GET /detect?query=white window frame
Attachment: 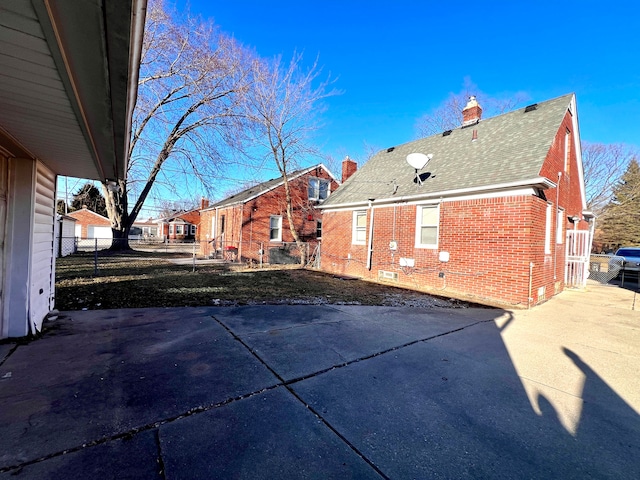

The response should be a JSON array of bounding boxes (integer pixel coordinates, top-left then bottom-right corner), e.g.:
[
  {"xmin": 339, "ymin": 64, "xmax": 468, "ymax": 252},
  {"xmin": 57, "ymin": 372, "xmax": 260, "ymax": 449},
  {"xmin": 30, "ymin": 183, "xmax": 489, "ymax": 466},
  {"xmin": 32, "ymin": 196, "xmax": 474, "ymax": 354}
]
[
  {"xmin": 545, "ymin": 203, "xmax": 552, "ymax": 254},
  {"xmin": 176, "ymin": 224, "xmax": 183, "ymax": 235},
  {"xmin": 308, "ymin": 177, "xmax": 330, "ymax": 201},
  {"xmin": 415, "ymin": 204, "xmax": 439, "ymax": 249},
  {"xmin": 270, "ymin": 215, "xmax": 282, "ymax": 242},
  {"xmin": 169, "ymin": 224, "xmax": 174, "ymax": 235},
  {"xmin": 190, "ymin": 224, "xmax": 196, "ymax": 235},
  {"xmin": 556, "ymin": 208, "xmax": 564, "ymax": 244},
  {"xmin": 352, "ymin": 210, "xmax": 367, "ymax": 245}
]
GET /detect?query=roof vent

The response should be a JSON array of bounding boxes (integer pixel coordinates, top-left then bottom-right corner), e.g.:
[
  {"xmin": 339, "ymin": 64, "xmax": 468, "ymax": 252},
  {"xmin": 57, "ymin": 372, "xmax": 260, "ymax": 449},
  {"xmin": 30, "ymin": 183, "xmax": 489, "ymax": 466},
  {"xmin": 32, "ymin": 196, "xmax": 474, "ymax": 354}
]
[
  {"xmin": 524, "ymin": 103, "xmax": 538, "ymax": 113},
  {"xmin": 442, "ymin": 130, "xmax": 452, "ymax": 137},
  {"xmin": 387, "ymin": 147, "xmax": 395, "ymax": 153}
]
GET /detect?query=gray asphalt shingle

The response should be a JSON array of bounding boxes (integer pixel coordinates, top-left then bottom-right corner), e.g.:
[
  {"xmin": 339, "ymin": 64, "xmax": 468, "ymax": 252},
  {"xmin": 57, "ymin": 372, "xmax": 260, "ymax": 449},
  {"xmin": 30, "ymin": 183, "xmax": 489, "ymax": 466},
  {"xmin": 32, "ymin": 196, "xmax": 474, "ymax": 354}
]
[{"xmin": 323, "ymin": 93, "xmax": 573, "ymax": 207}]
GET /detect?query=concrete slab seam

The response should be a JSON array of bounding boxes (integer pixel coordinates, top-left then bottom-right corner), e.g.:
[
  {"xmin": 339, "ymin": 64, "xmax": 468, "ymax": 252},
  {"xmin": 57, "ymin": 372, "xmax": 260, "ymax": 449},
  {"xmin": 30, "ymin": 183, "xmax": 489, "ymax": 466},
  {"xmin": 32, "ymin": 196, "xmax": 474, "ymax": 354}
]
[
  {"xmin": 212, "ymin": 314, "xmax": 390, "ymax": 480},
  {"xmin": 0, "ymin": 343, "xmax": 19, "ymax": 368},
  {"xmin": 155, "ymin": 429, "xmax": 167, "ymax": 480},
  {"xmin": 0, "ymin": 383, "xmax": 282, "ymax": 475}
]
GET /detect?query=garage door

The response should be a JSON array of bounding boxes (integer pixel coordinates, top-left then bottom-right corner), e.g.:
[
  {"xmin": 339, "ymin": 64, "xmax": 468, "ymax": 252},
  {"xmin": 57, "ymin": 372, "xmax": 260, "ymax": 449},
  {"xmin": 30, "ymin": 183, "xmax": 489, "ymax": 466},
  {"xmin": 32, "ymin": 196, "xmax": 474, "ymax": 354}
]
[{"xmin": 88, "ymin": 226, "xmax": 112, "ymax": 239}]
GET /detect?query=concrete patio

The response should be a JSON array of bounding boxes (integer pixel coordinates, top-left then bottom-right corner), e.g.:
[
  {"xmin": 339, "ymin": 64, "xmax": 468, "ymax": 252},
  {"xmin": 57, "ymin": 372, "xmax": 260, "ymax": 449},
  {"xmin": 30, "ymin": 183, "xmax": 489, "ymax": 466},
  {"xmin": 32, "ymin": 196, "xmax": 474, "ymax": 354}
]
[{"xmin": 0, "ymin": 281, "xmax": 638, "ymax": 479}]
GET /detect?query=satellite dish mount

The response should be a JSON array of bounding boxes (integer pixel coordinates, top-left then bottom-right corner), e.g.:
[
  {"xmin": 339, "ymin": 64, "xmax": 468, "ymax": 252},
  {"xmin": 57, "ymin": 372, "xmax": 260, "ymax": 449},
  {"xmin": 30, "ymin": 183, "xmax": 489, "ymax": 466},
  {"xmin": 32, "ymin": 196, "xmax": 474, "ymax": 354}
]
[{"xmin": 406, "ymin": 153, "xmax": 433, "ymax": 186}]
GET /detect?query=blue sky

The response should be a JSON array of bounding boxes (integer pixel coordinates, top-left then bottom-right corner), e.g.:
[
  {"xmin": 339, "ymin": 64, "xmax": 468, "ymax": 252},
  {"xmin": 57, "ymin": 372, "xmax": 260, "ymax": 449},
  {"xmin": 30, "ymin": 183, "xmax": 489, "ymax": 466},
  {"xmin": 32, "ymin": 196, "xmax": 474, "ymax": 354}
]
[
  {"xmin": 179, "ymin": 0, "xmax": 638, "ymax": 169},
  {"xmin": 60, "ymin": 1, "xmax": 640, "ymax": 216}
]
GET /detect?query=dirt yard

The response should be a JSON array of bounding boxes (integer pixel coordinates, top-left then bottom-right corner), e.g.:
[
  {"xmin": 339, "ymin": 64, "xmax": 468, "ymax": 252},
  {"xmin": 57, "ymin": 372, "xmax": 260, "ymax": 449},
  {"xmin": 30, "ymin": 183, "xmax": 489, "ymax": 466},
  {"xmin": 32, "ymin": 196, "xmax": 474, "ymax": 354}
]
[{"xmin": 55, "ymin": 251, "xmax": 479, "ymax": 310}]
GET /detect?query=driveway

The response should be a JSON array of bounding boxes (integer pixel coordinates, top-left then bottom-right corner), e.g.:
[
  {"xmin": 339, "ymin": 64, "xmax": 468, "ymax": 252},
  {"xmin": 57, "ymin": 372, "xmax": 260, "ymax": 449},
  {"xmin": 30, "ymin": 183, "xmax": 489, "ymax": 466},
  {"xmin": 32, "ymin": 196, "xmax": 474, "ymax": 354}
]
[{"xmin": 0, "ymin": 282, "xmax": 638, "ymax": 479}]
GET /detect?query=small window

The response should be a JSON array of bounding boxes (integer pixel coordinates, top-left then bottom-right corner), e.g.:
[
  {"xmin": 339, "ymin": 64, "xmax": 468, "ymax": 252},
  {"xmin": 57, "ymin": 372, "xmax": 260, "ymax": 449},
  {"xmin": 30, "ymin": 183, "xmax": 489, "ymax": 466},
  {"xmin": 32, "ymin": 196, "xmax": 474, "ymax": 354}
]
[
  {"xmin": 176, "ymin": 224, "xmax": 184, "ymax": 235},
  {"xmin": 270, "ymin": 215, "xmax": 282, "ymax": 242},
  {"xmin": 316, "ymin": 220, "xmax": 322, "ymax": 238},
  {"xmin": 308, "ymin": 178, "xmax": 330, "ymax": 201},
  {"xmin": 415, "ymin": 205, "xmax": 439, "ymax": 248},
  {"xmin": 352, "ymin": 210, "xmax": 367, "ymax": 245},
  {"xmin": 545, "ymin": 203, "xmax": 552, "ymax": 254},
  {"xmin": 190, "ymin": 225, "xmax": 197, "ymax": 235},
  {"xmin": 556, "ymin": 208, "xmax": 564, "ymax": 244},
  {"xmin": 169, "ymin": 224, "xmax": 174, "ymax": 234}
]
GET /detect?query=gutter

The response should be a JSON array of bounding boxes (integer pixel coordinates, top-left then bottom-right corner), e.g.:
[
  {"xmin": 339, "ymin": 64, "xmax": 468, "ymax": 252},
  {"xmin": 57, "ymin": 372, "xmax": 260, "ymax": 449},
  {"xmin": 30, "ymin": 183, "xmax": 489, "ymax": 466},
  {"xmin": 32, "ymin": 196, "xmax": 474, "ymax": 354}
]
[{"xmin": 319, "ymin": 177, "xmax": 557, "ymax": 210}]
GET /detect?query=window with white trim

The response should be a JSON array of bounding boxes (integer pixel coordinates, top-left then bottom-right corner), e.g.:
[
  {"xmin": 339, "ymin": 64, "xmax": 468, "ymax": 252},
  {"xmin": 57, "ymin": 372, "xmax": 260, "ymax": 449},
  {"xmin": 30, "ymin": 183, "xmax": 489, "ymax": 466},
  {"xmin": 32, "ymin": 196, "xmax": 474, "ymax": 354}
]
[
  {"xmin": 176, "ymin": 224, "xmax": 184, "ymax": 235},
  {"xmin": 556, "ymin": 208, "xmax": 564, "ymax": 244},
  {"xmin": 308, "ymin": 177, "xmax": 330, "ymax": 201},
  {"xmin": 190, "ymin": 225, "xmax": 197, "ymax": 235},
  {"xmin": 270, "ymin": 215, "xmax": 282, "ymax": 242},
  {"xmin": 545, "ymin": 203, "xmax": 552, "ymax": 254},
  {"xmin": 169, "ymin": 224, "xmax": 174, "ymax": 234},
  {"xmin": 415, "ymin": 205, "xmax": 439, "ymax": 248},
  {"xmin": 352, "ymin": 210, "xmax": 367, "ymax": 245}
]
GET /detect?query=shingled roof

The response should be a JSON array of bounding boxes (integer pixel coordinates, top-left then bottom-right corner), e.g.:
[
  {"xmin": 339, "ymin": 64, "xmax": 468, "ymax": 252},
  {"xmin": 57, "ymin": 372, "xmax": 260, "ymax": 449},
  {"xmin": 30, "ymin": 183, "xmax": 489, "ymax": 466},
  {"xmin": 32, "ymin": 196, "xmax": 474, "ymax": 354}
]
[
  {"xmin": 321, "ymin": 93, "xmax": 576, "ymax": 208},
  {"xmin": 204, "ymin": 164, "xmax": 336, "ymax": 210}
]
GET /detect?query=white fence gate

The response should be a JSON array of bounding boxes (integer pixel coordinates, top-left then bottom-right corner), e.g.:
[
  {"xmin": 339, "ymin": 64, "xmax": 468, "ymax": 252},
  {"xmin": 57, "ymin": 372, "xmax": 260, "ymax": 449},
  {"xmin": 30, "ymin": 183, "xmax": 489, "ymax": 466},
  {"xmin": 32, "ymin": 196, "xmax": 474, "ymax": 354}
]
[{"xmin": 565, "ymin": 230, "xmax": 591, "ymax": 288}]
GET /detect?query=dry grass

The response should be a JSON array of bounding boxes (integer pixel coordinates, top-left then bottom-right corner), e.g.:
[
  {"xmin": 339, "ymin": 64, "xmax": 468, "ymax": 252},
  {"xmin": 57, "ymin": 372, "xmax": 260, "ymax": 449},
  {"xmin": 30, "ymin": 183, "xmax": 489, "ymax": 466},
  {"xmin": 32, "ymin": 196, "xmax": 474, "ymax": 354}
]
[{"xmin": 55, "ymin": 251, "xmax": 478, "ymax": 310}]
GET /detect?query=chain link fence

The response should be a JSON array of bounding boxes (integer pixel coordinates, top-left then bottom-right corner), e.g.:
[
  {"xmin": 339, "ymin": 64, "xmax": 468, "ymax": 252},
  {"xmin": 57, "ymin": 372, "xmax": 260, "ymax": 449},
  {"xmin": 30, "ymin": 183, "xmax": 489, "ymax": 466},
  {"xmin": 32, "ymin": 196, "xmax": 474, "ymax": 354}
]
[
  {"xmin": 588, "ymin": 254, "xmax": 623, "ymax": 284},
  {"xmin": 56, "ymin": 237, "xmax": 319, "ymax": 277}
]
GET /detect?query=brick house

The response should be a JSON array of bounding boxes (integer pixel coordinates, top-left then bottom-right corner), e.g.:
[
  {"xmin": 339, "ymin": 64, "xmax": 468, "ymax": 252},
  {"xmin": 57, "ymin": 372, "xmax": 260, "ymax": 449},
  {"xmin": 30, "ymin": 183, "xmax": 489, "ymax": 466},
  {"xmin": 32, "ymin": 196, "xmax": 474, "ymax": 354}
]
[
  {"xmin": 200, "ymin": 164, "xmax": 340, "ymax": 263},
  {"xmin": 156, "ymin": 200, "xmax": 207, "ymax": 242},
  {"xmin": 68, "ymin": 207, "xmax": 112, "ymax": 239},
  {"xmin": 318, "ymin": 94, "xmax": 592, "ymax": 308}
]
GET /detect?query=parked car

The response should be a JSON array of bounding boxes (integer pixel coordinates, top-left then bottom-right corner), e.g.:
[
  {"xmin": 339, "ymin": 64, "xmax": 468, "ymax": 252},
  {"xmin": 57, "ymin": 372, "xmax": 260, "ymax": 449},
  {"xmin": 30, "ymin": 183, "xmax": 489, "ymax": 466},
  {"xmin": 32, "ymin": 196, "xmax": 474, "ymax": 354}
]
[{"xmin": 614, "ymin": 247, "xmax": 640, "ymax": 274}]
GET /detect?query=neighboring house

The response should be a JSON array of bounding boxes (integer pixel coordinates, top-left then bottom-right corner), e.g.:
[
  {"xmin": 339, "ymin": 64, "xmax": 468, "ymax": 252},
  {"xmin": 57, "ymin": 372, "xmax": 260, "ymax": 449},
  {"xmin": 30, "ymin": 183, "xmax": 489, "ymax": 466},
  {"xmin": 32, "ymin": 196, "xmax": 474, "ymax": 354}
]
[
  {"xmin": 200, "ymin": 164, "xmax": 341, "ymax": 263},
  {"xmin": 68, "ymin": 207, "xmax": 113, "ymax": 239},
  {"xmin": 156, "ymin": 201, "xmax": 205, "ymax": 242},
  {"xmin": 0, "ymin": 1, "xmax": 144, "ymax": 338},
  {"xmin": 131, "ymin": 218, "xmax": 160, "ymax": 239},
  {"xmin": 318, "ymin": 94, "xmax": 592, "ymax": 308}
]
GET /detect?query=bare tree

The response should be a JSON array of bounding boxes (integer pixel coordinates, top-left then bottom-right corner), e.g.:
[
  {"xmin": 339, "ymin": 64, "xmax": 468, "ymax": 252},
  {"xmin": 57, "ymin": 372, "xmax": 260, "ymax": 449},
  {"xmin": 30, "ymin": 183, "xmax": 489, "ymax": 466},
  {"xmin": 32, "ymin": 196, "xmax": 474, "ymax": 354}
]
[
  {"xmin": 245, "ymin": 52, "xmax": 338, "ymax": 262},
  {"xmin": 582, "ymin": 142, "xmax": 637, "ymax": 215},
  {"xmin": 104, "ymin": 0, "xmax": 255, "ymax": 249},
  {"xmin": 415, "ymin": 80, "xmax": 528, "ymax": 137}
]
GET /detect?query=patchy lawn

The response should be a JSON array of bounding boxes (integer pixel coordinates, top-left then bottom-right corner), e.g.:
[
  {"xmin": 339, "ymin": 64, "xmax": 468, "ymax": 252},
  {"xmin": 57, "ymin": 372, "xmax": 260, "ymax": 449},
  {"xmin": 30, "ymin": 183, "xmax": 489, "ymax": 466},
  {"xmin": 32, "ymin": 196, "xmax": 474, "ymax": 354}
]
[{"xmin": 55, "ymin": 252, "xmax": 477, "ymax": 310}]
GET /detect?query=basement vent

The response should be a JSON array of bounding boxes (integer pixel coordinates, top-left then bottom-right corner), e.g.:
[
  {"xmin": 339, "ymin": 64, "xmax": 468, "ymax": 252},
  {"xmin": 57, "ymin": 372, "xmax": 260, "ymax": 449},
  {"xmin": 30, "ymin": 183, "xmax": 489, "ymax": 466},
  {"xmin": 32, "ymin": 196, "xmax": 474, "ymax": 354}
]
[
  {"xmin": 378, "ymin": 270, "xmax": 399, "ymax": 282},
  {"xmin": 524, "ymin": 103, "xmax": 538, "ymax": 113},
  {"xmin": 442, "ymin": 130, "xmax": 452, "ymax": 136},
  {"xmin": 387, "ymin": 147, "xmax": 395, "ymax": 153}
]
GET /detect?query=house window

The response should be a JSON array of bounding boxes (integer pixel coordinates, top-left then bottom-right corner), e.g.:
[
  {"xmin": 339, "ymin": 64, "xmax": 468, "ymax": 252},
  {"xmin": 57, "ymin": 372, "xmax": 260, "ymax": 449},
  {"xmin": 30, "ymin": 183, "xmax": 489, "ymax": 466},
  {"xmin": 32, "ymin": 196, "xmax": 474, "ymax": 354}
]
[
  {"xmin": 169, "ymin": 224, "xmax": 174, "ymax": 235},
  {"xmin": 308, "ymin": 178, "xmax": 330, "ymax": 201},
  {"xmin": 176, "ymin": 224, "xmax": 183, "ymax": 235},
  {"xmin": 190, "ymin": 225, "xmax": 196, "ymax": 235},
  {"xmin": 316, "ymin": 220, "xmax": 322, "ymax": 238},
  {"xmin": 564, "ymin": 129, "xmax": 571, "ymax": 173},
  {"xmin": 545, "ymin": 203, "xmax": 552, "ymax": 254},
  {"xmin": 270, "ymin": 215, "xmax": 282, "ymax": 242},
  {"xmin": 352, "ymin": 210, "xmax": 367, "ymax": 245},
  {"xmin": 556, "ymin": 208, "xmax": 564, "ymax": 244},
  {"xmin": 415, "ymin": 205, "xmax": 439, "ymax": 248}
]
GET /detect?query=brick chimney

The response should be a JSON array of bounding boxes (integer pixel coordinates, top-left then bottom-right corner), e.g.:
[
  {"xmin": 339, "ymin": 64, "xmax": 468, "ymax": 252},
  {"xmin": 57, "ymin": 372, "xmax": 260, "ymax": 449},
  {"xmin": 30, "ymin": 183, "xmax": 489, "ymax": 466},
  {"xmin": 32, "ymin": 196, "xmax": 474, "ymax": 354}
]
[
  {"xmin": 341, "ymin": 156, "xmax": 357, "ymax": 183},
  {"xmin": 462, "ymin": 96, "xmax": 483, "ymax": 126},
  {"xmin": 200, "ymin": 197, "xmax": 209, "ymax": 209}
]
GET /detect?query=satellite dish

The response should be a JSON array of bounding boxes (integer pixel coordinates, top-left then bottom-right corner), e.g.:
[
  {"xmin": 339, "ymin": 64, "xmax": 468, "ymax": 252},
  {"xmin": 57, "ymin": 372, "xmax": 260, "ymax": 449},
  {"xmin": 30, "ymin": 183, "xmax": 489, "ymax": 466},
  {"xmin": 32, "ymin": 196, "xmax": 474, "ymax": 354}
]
[{"xmin": 406, "ymin": 152, "xmax": 433, "ymax": 170}]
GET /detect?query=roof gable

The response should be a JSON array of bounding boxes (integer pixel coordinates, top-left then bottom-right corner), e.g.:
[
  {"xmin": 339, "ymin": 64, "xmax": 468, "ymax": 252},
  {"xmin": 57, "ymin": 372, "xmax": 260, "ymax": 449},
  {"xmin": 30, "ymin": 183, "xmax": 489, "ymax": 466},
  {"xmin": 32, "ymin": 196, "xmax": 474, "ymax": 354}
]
[
  {"xmin": 206, "ymin": 164, "xmax": 335, "ymax": 209},
  {"xmin": 323, "ymin": 94, "xmax": 575, "ymax": 207}
]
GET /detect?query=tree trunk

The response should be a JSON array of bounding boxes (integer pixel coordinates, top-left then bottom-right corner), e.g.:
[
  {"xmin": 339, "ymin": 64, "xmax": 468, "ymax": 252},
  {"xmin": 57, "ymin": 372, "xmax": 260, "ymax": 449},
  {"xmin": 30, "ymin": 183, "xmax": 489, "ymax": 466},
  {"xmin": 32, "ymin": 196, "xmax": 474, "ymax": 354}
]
[
  {"xmin": 103, "ymin": 180, "xmax": 132, "ymax": 251},
  {"xmin": 281, "ymin": 174, "xmax": 307, "ymax": 265}
]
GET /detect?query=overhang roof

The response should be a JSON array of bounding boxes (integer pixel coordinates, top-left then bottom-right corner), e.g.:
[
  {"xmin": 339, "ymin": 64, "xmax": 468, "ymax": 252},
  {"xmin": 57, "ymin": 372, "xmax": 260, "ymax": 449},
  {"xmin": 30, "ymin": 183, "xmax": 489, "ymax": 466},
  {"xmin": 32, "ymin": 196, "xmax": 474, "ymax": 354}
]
[
  {"xmin": 0, "ymin": 0, "xmax": 146, "ymax": 180},
  {"xmin": 322, "ymin": 94, "xmax": 576, "ymax": 208}
]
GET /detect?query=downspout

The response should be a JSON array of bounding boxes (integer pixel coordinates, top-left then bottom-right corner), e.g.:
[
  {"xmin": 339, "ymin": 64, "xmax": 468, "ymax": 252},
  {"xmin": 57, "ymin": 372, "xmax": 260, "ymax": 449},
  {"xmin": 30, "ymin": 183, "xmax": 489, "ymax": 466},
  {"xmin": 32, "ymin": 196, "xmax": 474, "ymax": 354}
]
[
  {"xmin": 366, "ymin": 199, "xmax": 375, "ymax": 270},
  {"xmin": 237, "ymin": 204, "xmax": 243, "ymax": 262},
  {"xmin": 553, "ymin": 171, "xmax": 562, "ymax": 281},
  {"xmin": 528, "ymin": 262, "xmax": 534, "ymax": 309}
]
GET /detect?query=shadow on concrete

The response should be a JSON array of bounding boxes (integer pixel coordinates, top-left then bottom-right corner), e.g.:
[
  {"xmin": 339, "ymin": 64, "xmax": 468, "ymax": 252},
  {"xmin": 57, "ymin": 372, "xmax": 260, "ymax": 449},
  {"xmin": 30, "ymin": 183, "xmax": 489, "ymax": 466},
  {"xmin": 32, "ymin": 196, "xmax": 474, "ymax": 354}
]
[{"xmin": 0, "ymin": 304, "xmax": 638, "ymax": 478}]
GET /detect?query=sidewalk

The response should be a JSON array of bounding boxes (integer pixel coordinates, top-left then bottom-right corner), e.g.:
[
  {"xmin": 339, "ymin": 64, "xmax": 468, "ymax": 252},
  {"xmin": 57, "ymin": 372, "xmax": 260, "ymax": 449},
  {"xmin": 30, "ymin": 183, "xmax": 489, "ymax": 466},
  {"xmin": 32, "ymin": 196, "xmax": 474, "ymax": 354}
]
[{"xmin": 0, "ymin": 282, "xmax": 638, "ymax": 479}]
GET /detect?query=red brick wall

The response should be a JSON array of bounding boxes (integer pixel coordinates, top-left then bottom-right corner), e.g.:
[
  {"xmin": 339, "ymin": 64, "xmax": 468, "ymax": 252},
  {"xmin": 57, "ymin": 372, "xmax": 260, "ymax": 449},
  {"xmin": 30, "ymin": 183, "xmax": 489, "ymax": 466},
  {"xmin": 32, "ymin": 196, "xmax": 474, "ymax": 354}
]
[{"xmin": 321, "ymin": 196, "xmax": 544, "ymax": 306}]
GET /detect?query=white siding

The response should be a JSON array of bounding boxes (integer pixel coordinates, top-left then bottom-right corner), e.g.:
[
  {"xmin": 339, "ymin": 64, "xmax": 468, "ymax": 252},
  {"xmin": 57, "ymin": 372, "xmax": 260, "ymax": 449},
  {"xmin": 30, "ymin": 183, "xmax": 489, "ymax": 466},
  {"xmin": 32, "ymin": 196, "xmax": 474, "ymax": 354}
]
[{"xmin": 29, "ymin": 162, "xmax": 55, "ymax": 333}]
